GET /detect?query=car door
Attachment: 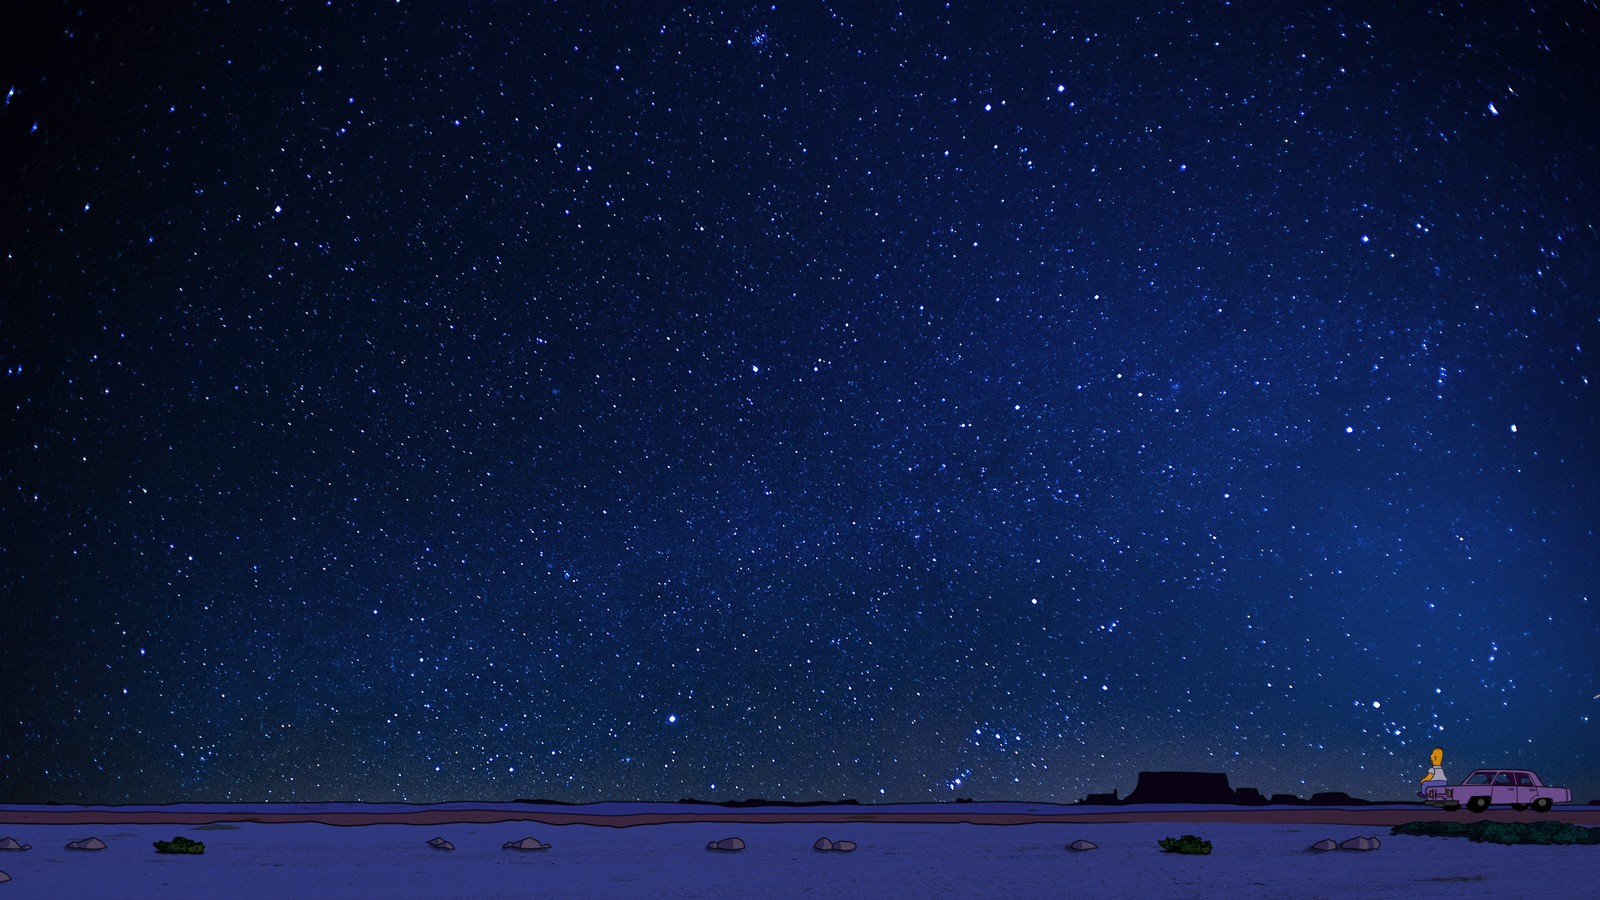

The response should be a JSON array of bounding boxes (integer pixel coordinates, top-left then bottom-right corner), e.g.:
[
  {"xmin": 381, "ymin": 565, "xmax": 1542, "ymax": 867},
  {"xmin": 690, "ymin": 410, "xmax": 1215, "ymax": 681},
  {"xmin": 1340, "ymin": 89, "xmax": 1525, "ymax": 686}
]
[
  {"xmin": 1491, "ymin": 772, "xmax": 1517, "ymax": 805},
  {"xmin": 1461, "ymin": 771, "xmax": 1493, "ymax": 803},
  {"xmin": 1515, "ymin": 772, "xmax": 1537, "ymax": 805}
]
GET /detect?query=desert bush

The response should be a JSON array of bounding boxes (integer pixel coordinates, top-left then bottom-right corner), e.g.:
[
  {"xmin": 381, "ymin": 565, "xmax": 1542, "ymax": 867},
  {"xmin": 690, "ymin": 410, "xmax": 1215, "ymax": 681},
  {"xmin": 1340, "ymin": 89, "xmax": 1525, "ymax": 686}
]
[
  {"xmin": 153, "ymin": 836, "xmax": 205, "ymax": 854},
  {"xmin": 1158, "ymin": 834, "xmax": 1212, "ymax": 854},
  {"xmin": 1391, "ymin": 821, "xmax": 1600, "ymax": 846},
  {"xmin": 1391, "ymin": 821, "xmax": 1471, "ymax": 839}
]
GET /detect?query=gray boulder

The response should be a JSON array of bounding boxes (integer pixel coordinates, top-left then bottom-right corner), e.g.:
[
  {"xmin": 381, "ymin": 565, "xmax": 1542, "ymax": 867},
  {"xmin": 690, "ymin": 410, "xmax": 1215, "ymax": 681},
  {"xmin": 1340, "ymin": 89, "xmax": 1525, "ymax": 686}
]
[
  {"xmin": 1309, "ymin": 839, "xmax": 1337, "ymax": 852},
  {"xmin": 0, "ymin": 837, "xmax": 29, "ymax": 851},
  {"xmin": 1068, "ymin": 840, "xmax": 1097, "ymax": 851},
  {"xmin": 707, "ymin": 837, "xmax": 745, "ymax": 851},
  {"xmin": 503, "ymin": 837, "xmax": 550, "ymax": 850},
  {"xmin": 66, "ymin": 838, "xmax": 106, "ymax": 851},
  {"xmin": 1340, "ymin": 836, "xmax": 1380, "ymax": 851},
  {"xmin": 813, "ymin": 837, "xmax": 833, "ymax": 850},
  {"xmin": 832, "ymin": 840, "xmax": 857, "ymax": 852},
  {"xmin": 0, "ymin": 869, "xmax": 10, "ymax": 883},
  {"xmin": 427, "ymin": 837, "xmax": 454, "ymax": 851}
]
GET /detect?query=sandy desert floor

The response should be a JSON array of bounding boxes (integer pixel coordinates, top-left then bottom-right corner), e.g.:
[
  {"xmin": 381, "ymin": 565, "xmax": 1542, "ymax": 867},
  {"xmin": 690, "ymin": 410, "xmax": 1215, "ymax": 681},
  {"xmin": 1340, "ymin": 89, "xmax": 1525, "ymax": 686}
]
[{"xmin": 1, "ymin": 803, "xmax": 1596, "ymax": 898}]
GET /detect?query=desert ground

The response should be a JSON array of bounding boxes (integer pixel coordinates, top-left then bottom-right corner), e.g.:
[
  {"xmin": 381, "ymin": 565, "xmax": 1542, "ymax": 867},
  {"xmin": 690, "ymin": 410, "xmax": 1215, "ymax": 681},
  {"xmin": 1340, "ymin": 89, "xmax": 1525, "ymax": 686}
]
[{"xmin": 2, "ymin": 801, "xmax": 1597, "ymax": 898}]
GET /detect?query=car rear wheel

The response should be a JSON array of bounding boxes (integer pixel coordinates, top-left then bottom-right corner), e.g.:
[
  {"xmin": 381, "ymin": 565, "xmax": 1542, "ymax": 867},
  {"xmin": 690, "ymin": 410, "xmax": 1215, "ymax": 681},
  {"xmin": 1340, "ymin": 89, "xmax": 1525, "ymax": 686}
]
[
  {"xmin": 1532, "ymin": 798, "xmax": 1552, "ymax": 813},
  {"xmin": 1466, "ymin": 797, "xmax": 1490, "ymax": 814}
]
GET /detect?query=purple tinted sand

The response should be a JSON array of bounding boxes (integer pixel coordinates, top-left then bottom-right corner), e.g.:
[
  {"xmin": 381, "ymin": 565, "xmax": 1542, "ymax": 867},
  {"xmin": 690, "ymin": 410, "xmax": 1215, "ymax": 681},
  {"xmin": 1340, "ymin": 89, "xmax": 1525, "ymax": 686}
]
[{"xmin": 0, "ymin": 805, "xmax": 1596, "ymax": 898}]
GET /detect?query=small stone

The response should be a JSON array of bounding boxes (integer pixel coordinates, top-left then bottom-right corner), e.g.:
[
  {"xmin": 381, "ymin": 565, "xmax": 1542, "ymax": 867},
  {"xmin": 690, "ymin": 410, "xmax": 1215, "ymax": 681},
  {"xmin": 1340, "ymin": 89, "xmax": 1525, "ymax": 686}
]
[
  {"xmin": 503, "ymin": 837, "xmax": 550, "ymax": 850},
  {"xmin": 427, "ymin": 837, "xmax": 454, "ymax": 851},
  {"xmin": 1068, "ymin": 840, "xmax": 1097, "ymax": 851},
  {"xmin": 0, "ymin": 837, "xmax": 29, "ymax": 851},
  {"xmin": 0, "ymin": 869, "xmax": 10, "ymax": 883},
  {"xmin": 813, "ymin": 837, "xmax": 833, "ymax": 851},
  {"xmin": 1310, "ymin": 839, "xmax": 1337, "ymax": 852},
  {"xmin": 66, "ymin": 838, "xmax": 107, "ymax": 851},
  {"xmin": 1340, "ymin": 836, "xmax": 1380, "ymax": 851},
  {"xmin": 832, "ymin": 840, "xmax": 856, "ymax": 852},
  {"xmin": 707, "ymin": 837, "xmax": 745, "ymax": 851}
]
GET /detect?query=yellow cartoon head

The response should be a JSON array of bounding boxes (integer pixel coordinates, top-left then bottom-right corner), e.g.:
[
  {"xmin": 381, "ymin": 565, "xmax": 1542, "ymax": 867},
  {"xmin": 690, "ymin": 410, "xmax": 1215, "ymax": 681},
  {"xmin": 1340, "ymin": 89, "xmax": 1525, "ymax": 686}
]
[{"xmin": 1430, "ymin": 747, "xmax": 1444, "ymax": 766}]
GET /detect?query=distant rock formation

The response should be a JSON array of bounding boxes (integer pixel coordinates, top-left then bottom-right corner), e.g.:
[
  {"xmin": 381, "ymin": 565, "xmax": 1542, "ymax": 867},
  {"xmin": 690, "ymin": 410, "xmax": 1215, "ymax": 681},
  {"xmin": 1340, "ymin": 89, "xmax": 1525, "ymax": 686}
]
[
  {"xmin": 1309, "ymin": 791, "xmax": 1370, "ymax": 806},
  {"xmin": 1079, "ymin": 789, "xmax": 1120, "ymax": 805},
  {"xmin": 1232, "ymin": 787, "xmax": 1268, "ymax": 806},
  {"xmin": 1124, "ymin": 771, "xmax": 1244, "ymax": 804}
]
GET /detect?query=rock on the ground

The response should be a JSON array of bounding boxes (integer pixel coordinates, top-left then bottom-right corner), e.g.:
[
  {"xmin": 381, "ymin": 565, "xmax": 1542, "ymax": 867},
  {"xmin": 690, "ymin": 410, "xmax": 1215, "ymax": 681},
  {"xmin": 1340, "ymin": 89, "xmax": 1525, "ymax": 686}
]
[
  {"xmin": 1068, "ymin": 840, "xmax": 1097, "ymax": 851},
  {"xmin": 0, "ymin": 837, "xmax": 29, "ymax": 851},
  {"xmin": 1340, "ymin": 836, "xmax": 1381, "ymax": 851},
  {"xmin": 503, "ymin": 837, "xmax": 550, "ymax": 850},
  {"xmin": 65, "ymin": 838, "xmax": 106, "ymax": 851},
  {"xmin": 1309, "ymin": 839, "xmax": 1337, "ymax": 852},
  {"xmin": 707, "ymin": 837, "xmax": 745, "ymax": 851},
  {"xmin": 426, "ymin": 837, "xmax": 454, "ymax": 851},
  {"xmin": 813, "ymin": 837, "xmax": 833, "ymax": 850},
  {"xmin": 832, "ymin": 840, "xmax": 856, "ymax": 852}
]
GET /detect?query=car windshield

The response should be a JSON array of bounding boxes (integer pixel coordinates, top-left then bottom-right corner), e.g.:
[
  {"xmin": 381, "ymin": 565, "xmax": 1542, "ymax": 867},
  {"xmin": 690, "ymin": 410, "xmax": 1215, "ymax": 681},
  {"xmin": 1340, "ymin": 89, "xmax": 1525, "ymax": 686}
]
[{"xmin": 1464, "ymin": 773, "xmax": 1494, "ymax": 785}]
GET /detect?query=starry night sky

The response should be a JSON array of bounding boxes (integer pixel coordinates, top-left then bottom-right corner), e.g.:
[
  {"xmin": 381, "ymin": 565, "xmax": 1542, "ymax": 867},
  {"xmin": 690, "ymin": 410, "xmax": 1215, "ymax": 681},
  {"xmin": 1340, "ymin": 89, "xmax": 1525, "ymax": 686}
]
[{"xmin": 3, "ymin": 2, "xmax": 1598, "ymax": 806}]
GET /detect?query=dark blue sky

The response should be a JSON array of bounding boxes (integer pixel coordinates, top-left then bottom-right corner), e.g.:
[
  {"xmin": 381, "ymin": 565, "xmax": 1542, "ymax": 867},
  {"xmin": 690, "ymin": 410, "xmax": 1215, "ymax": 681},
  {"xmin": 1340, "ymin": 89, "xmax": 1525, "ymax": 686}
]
[{"xmin": 4, "ymin": 2, "xmax": 1597, "ymax": 805}]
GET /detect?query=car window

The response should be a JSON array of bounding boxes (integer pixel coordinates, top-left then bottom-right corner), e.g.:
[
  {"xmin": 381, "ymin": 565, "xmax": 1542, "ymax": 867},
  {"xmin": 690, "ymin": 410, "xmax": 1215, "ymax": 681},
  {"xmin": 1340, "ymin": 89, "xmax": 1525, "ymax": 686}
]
[
  {"xmin": 1494, "ymin": 773, "xmax": 1514, "ymax": 786},
  {"xmin": 1517, "ymin": 774, "xmax": 1533, "ymax": 786},
  {"xmin": 1465, "ymin": 773, "xmax": 1492, "ymax": 785}
]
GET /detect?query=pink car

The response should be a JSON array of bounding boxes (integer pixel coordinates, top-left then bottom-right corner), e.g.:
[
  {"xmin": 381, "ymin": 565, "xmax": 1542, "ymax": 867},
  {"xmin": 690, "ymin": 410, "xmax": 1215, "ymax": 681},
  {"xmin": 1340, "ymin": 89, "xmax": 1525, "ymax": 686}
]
[{"xmin": 1422, "ymin": 769, "xmax": 1572, "ymax": 813}]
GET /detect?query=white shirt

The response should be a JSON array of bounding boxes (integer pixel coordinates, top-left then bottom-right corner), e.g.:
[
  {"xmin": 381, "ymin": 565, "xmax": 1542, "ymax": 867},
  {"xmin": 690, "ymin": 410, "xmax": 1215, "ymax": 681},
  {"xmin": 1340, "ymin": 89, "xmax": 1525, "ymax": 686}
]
[{"xmin": 1426, "ymin": 765, "xmax": 1447, "ymax": 783}]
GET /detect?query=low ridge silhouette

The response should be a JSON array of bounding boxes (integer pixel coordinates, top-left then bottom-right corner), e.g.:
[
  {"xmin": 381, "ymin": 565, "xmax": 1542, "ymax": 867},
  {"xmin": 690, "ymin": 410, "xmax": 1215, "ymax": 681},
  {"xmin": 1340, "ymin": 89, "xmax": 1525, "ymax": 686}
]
[{"xmin": 1079, "ymin": 771, "xmax": 1373, "ymax": 806}]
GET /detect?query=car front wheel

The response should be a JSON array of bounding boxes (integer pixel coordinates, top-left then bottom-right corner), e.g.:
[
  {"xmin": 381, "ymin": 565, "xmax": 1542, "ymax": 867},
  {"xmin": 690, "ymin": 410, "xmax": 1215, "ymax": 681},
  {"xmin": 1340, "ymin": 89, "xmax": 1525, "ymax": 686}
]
[
  {"xmin": 1467, "ymin": 797, "xmax": 1491, "ymax": 814},
  {"xmin": 1532, "ymin": 798, "xmax": 1552, "ymax": 813}
]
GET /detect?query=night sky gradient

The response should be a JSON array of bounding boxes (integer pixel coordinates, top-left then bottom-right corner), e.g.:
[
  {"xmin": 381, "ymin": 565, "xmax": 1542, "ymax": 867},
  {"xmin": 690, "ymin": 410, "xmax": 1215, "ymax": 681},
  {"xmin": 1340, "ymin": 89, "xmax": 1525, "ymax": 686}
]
[{"xmin": 4, "ymin": 2, "xmax": 1598, "ymax": 806}]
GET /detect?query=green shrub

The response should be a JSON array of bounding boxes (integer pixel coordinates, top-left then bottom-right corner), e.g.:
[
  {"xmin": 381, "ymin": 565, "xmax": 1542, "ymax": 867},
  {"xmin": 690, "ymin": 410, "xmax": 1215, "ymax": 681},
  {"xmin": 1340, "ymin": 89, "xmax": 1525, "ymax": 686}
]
[
  {"xmin": 153, "ymin": 836, "xmax": 206, "ymax": 854},
  {"xmin": 1158, "ymin": 834, "xmax": 1212, "ymax": 854},
  {"xmin": 1391, "ymin": 821, "xmax": 1600, "ymax": 846},
  {"xmin": 1391, "ymin": 821, "xmax": 1471, "ymax": 839}
]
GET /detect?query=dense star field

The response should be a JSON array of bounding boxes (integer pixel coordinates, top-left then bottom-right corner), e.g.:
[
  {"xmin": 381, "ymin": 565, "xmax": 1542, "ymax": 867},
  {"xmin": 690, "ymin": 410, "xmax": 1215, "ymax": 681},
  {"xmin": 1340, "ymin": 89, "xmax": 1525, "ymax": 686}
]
[{"xmin": 3, "ymin": 2, "xmax": 1597, "ymax": 806}]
